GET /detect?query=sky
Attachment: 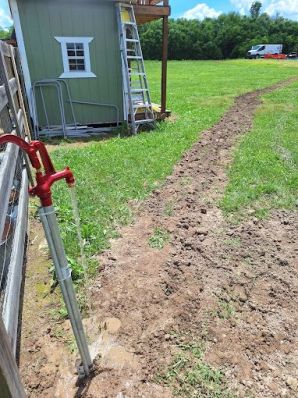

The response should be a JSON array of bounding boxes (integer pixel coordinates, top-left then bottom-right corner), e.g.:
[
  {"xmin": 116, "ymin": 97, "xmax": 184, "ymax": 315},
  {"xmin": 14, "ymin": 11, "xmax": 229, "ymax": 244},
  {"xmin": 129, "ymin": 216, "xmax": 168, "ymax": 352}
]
[{"xmin": 0, "ymin": 0, "xmax": 298, "ymax": 28}]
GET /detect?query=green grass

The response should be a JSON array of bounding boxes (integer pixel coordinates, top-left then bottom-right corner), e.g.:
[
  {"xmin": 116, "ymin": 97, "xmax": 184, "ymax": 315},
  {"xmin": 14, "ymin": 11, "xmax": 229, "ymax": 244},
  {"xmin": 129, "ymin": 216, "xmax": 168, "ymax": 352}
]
[
  {"xmin": 158, "ymin": 341, "xmax": 234, "ymax": 397},
  {"xmin": 50, "ymin": 60, "xmax": 298, "ymax": 277},
  {"xmin": 148, "ymin": 227, "xmax": 170, "ymax": 249},
  {"xmin": 222, "ymin": 80, "xmax": 298, "ymax": 216},
  {"xmin": 217, "ymin": 300, "xmax": 236, "ymax": 320}
]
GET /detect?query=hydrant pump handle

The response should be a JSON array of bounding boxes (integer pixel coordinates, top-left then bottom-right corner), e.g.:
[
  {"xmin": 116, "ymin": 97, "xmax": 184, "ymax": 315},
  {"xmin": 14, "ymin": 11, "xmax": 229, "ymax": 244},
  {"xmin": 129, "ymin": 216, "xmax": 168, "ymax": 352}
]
[{"xmin": 0, "ymin": 134, "xmax": 75, "ymax": 206}]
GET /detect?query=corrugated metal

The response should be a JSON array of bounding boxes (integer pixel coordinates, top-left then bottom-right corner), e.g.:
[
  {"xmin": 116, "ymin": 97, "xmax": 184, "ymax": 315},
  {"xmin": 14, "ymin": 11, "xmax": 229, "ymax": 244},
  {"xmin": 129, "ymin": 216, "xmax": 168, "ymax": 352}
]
[{"xmin": 18, "ymin": 0, "xmax": 124, "ymax": 126}]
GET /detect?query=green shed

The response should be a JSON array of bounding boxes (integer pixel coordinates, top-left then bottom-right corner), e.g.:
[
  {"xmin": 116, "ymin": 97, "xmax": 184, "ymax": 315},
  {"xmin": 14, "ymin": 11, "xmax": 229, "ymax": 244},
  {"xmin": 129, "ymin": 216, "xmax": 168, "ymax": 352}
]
[{"xmin": 9, "ymin": 0, "xmax": 171, "ymax": 137}]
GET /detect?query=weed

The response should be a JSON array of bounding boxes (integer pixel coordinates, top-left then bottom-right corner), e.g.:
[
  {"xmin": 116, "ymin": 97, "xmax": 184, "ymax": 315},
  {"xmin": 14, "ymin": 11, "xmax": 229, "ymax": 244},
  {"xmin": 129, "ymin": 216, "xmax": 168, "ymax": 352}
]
[
  {"xmin": 47, "ymin": 325, "xmax": 65, "ymax": 340},
  {"xmin": 67, "ymin": 256, "xmax": 84, "ymax": 281},
  {"xmin": 163, "ymin": 200, "xmax": 175, "ymax": 216},
  {"xmin": 148, "ymin": 227, "xmax": 170, "ymax": 249},
  {"xmin": 50, "ymin": 302, "xmax": 68, "ymax": 321},
  {"xmin": 224, "ymin": 237, "xmax": 241, "ymax": 248},
  {"xmin": 217, "ymin": 300, "xmax": 235, "ymax": 320},
  {"xmin": 58, "ymin": 305, "xmax": 68, "ymax": 320},
  {"xmin": 66, "ymin": 337, "xmax": 79, "ymax": 354},
  {"xmin": 180, "ymin": 177, "xmax": 193, "ymax": 187},
  {"xmin": 158, "ymin": 341, "xmax": 234, "ymax": 398}
]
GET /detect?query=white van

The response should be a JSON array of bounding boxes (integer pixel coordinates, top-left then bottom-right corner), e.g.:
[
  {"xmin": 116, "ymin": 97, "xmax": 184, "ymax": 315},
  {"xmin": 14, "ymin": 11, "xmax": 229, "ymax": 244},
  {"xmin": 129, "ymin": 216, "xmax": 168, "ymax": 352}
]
[{"xmin": 247, "ymin": 44, "xmax": 283, "ymax": 59}]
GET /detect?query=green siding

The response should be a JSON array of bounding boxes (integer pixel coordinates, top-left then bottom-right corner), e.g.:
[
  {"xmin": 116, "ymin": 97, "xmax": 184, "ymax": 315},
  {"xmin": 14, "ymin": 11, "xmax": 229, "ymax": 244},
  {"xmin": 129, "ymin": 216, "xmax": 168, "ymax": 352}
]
[{"xmin": 18, "ymin": 0, "xmax": 123, "ymax": 126}]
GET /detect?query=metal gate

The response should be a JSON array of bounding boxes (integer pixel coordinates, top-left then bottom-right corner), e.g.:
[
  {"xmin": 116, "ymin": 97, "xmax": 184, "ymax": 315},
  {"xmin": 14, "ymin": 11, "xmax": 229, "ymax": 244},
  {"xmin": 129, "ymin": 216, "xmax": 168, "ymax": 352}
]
[{"xmin": 0, "ymin": 40, "xmax": 30, "ymax": 366}]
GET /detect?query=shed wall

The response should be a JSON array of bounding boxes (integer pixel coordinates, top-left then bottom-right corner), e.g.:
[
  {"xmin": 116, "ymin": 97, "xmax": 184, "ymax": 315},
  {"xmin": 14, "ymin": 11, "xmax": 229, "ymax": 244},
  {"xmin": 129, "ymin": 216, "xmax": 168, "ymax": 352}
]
[{"xmin": 17, "ymin": 0, "xmax": 123, "ymax": 126}]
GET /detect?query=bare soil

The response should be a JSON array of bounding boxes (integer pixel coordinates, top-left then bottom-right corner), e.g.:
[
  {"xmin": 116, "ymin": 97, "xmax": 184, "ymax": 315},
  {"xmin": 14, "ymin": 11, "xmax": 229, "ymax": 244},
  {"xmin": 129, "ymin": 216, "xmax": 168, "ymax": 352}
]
[{"xmin": 20, "ymin": 81, "xmax": 298, "ymax": 398}]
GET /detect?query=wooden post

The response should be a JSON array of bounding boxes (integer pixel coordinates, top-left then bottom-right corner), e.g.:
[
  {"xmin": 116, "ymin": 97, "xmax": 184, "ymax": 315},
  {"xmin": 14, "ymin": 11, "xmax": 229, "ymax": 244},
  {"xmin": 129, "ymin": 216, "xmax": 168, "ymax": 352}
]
[
  {"xmin": 9, "ymin": 46, "xmax": 31, "ymax": 140},
  {"xmin": 161, "ymin": 1, "xmax": 169, "ymax": 116},
  {"xmin": 0, "ymin": 42, "xmax": 22, "ymax": 138},
  {"xmin": 0, "ymin": 318, "xmax": 26, "ymax": 398}
]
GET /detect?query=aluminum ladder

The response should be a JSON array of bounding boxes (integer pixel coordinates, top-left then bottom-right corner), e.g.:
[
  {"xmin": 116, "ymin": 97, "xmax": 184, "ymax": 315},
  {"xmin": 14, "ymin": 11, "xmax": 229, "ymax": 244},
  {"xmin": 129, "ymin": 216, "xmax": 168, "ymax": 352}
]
[{"xmin": 116, "ymin": 2, "xmax": 155, "ymax": 134}]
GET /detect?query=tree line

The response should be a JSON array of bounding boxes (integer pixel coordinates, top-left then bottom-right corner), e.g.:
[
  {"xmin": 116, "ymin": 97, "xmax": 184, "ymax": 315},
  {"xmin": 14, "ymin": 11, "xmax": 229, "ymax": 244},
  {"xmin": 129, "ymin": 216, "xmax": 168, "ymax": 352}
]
[
  {"xmin": 0, "ymin": 27, "xmax": 13, "ymax": 40},
  {"xmin": 139, "ymin": 2, "xmax": 298, "ymax": 60}
]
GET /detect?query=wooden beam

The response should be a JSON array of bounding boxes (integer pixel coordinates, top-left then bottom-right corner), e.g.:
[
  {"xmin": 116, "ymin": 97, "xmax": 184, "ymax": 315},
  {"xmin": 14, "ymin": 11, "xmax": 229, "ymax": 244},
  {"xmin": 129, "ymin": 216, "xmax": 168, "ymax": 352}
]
[
  {"xmin": 0, "ymin": 78, "xmax": 17, "ymax": 118},
  {"xmin": 134, "ymin": 5, "xmax": 170, "ymax": 18},
  {"xmin": 0, "ymin": 51, "xmax": 21, "ymax": 137},
  {"xmin": 0, "ymin": 41, "xmax": 12, "ymax": 58},
  {"xmin": 9, "ymin": 46, "xmax": 31, "ymax": 139},
  {"xmin": 9, "ymin": 78, "xmax": 18, "ymax": 97},
  {"xmin": 149, "ymin": 0, "xmax": 164, "ymax": 5},
  {"xmin": 0, "ymin": 317, "xmax": 26, "ymax": 398},
  {"xmin": 0, "ymin": 84, "xmax": 9, "ymax": 113},
  {"xmin": 161, "ymin": 14, "xmax": 169, "ymax": 115}
]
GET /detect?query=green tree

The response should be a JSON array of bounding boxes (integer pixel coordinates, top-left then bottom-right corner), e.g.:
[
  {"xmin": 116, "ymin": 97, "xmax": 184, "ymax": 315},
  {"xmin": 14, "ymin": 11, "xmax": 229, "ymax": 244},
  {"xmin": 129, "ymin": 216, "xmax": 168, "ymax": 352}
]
[
  {"xmin": 138, "ymin": 9, "xmax": 298, "ymax": 60},
  {"xmin": 250, "ymin": 2, "xmax": 262, "ymax": 18},
  {"xmin": 0, "ymin": 26, "xmax": 13, "ymax": 40}
]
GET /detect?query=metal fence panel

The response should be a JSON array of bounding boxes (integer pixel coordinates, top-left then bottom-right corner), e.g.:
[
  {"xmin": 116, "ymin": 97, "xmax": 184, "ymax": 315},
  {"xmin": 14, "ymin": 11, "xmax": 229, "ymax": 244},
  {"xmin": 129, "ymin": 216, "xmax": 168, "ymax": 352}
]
[{"xmin": 0, "ymin": 41, "xmax": 31, "ymax": 359}]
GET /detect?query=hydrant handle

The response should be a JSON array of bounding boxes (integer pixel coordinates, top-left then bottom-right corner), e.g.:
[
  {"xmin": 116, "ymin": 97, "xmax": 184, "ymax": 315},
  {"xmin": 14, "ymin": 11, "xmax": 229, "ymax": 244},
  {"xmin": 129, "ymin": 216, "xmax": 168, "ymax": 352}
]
[{"xmin": 0, "ymin": 134, "xmax": 75, "ymax": 206}]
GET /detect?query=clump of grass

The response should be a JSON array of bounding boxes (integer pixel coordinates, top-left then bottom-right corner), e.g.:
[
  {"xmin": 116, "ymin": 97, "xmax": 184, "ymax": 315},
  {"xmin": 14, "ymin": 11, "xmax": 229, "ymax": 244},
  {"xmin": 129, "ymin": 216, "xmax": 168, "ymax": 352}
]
[
  {"xmin": 223, "ymin": 237, "xmax": 241, "ymax": 248},
  {"xmin": 148, "ymin": 227, "xmax": 170, "ymax": 249},
  {"xmin": 210, "ymin": 299, "xmax": 236, "ymax": 320},
  {"xmin": 217, "ymin": 300, "xmax": 235, "ymax": 320},
  {"xmin": 158, "ymin": 341, "xmax": 234, "ymax": 398},
  {"xmin": 163, "ymin": 200, "xmax": 175, "ymax": 216},
  {"xmin": 222, "ymin": 81, "xmax": 298, "ymax": 216}
]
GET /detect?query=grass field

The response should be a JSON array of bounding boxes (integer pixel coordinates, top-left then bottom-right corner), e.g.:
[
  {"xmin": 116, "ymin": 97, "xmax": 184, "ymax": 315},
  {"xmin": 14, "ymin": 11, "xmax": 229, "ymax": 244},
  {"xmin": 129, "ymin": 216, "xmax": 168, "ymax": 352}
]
[
  {"xmin": 222, "ymin": 80, "xmax": 298, "ymax": 216},
  {"xmin": 51, "ymin": 60, "xmax": 298, "ymax": 278}
]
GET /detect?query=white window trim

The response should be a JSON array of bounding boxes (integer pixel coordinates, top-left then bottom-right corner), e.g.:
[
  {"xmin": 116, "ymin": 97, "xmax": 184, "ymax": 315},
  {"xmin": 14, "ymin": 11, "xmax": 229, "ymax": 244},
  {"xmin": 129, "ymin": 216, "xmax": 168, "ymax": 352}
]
[{"xmin": 55, "ymin": 36, "xmax": 96, "ymax": 78}]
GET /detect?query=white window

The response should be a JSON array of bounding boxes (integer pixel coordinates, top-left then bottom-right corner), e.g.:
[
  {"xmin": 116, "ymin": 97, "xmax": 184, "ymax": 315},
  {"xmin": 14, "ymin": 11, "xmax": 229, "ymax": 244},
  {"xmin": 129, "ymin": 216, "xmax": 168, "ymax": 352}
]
[{"xmin": 55, "ymin": 37, "xmax": 96, "ymax": 78}]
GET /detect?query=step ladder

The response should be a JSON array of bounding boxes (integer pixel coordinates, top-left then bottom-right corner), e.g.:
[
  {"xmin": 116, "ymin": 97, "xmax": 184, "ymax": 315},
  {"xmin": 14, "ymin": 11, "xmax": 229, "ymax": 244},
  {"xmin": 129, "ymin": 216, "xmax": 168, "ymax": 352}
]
[{"xmin": 116, "ymin": 3, "xmax": 155, "ymax": 134}]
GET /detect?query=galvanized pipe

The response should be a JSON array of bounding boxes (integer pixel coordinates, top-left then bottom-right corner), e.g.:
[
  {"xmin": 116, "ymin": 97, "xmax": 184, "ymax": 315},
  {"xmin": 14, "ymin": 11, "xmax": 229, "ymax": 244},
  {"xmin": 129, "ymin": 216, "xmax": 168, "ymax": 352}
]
[
  {"xmin": 32, "ymin": 81, "xmax": 68, "ymax": 139},
  {"xmin": 68, "ymin": 99, "xmax": 120, "ymax": 127},
  {"xmin": 39, "ymin": 206, "xmax": 92, "ymax": 376},
  {"xmin": 58, "ymin": 79, "xmax": 78, "ymax": 130},
  {"xmin": 39, "ymin": 86, "xmax": 50, "ymax": 130}
]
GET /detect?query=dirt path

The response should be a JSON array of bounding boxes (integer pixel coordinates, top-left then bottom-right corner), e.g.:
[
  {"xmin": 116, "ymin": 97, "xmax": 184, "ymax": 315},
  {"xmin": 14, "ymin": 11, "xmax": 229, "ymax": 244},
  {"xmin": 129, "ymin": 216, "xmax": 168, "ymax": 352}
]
[{"xmin": 20, "ymin": 80, "xmax": 298, "ymax": 398}]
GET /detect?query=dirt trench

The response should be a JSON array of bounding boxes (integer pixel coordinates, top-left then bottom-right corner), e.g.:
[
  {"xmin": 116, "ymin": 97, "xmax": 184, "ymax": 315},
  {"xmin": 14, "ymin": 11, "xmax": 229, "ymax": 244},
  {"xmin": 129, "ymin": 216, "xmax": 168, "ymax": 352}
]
[{"xmin": 20, "ymin": 80, "xmax": 298, "ymax": 398}]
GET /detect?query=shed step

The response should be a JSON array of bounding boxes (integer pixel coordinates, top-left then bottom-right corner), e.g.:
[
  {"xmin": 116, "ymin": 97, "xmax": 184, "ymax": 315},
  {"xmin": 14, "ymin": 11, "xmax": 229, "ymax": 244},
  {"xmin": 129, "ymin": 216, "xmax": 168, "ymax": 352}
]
[
  {"xmin": 129, "ymin": 72, "xmax": 146, "ymax": 76},
  {"xmin": 131, "ymin": 88, "xmax": 148, "ymax": 93},
  {"xmin": 135, "ymin": 119, "xmax": 155, "ymax": 124},
  {"xmin": 123, "ymin": 22, "xmax": 137, "ymax": 26},
  {"xmin": 127, "ymin": 56, "xmax": 142, "ymax": 60},
  {"xmin": 133, "ymin": 103, "xmax": 151, "ymax": 108}
]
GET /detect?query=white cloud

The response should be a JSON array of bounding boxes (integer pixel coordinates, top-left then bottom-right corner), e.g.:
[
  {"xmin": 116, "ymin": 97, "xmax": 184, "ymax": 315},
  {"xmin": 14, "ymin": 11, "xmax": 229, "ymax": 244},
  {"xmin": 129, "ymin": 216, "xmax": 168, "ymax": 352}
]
[
  {"xmin": 230, "ymin": 0, "xmax": 253, "ymax": 15},
  {"xmin": 230, "ymin": 0, "xmax": 298, "ymax": 20},
  {"xmin": 183, "ymin": 3, "xmax": 222, "ymax": 20},
  {"xmin": 265, "ymin": 0, "xmax": 298, "ymax": 20},
  {"xmin": 0, "ymin": 8, "xmax": 12, "ymax": 28}
]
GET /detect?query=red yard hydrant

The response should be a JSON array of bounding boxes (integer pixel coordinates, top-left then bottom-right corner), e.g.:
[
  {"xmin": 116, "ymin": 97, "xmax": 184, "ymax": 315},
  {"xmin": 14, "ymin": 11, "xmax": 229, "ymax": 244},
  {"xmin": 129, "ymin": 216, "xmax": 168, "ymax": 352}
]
[{"xmin": 0, "ymin": 134, "xmax": 92, "ymax": 377}]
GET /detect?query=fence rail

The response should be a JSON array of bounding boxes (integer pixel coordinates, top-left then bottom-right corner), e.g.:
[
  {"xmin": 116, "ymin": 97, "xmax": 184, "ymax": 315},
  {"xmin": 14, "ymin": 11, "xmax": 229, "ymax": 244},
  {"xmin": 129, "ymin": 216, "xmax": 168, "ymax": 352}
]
[{"xmin": 0, "ymin": 40, "xmax": 30, "ymax": 369}]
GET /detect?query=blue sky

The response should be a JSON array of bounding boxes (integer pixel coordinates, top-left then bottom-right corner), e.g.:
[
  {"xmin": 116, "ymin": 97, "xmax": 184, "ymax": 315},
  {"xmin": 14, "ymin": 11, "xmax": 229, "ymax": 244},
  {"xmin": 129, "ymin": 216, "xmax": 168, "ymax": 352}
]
[
  {"xmin": 1, "ymin": 0, "xmax": 298, "ymax": 28},
  {"xmin": 170, "ymin": 1, "xmax": 233, "ymax": 18}
]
